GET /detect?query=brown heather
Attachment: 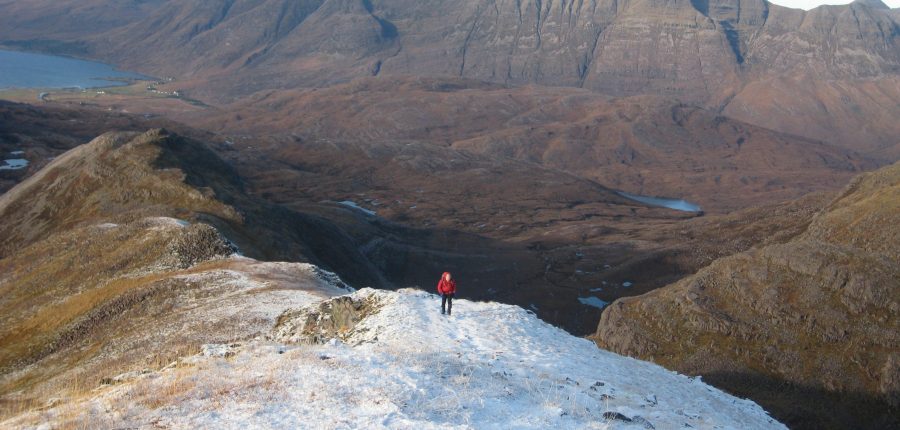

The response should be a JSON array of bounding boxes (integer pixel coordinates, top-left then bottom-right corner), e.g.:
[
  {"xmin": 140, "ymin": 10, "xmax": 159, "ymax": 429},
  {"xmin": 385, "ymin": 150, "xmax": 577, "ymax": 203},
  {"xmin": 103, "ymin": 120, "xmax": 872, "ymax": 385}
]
[{"xmin": 594, "ymin": 161, "xmax": 900, "ymax": 430}]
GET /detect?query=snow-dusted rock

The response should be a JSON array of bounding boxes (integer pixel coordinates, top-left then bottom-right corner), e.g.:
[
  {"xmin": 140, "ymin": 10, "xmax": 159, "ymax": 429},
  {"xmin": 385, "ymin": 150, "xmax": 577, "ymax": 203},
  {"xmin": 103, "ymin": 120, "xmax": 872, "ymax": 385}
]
[{"xmin": 10, "ymin": 288, "xmax": 786, "ymax": 429}]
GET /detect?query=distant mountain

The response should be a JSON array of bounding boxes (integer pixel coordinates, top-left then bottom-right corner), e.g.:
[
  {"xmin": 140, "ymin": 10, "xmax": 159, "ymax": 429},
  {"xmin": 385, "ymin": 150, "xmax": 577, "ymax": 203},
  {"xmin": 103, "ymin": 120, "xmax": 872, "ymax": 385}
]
[
  {"xmin": 594, "ymin": 160, "xmax": 900, "ymax": 429},
  {"xmin": 1, "ymin": 0, "xmax": 898, "ymax": 151}
]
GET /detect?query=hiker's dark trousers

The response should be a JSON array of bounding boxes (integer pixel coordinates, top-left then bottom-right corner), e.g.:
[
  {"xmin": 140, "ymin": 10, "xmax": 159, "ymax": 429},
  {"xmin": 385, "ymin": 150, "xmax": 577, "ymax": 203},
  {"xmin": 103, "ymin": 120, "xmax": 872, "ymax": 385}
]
[{"xmin": 441, "ymin": 293, "xmax": 454, "ymax": 314}]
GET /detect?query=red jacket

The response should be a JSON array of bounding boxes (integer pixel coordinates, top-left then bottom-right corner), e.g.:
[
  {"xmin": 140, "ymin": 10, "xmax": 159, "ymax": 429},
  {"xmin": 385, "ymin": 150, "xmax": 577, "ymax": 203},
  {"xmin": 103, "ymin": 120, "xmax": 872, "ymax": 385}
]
[{"xmin": 437, "ymin": 272, "xmax": 456, "ymax": 295}]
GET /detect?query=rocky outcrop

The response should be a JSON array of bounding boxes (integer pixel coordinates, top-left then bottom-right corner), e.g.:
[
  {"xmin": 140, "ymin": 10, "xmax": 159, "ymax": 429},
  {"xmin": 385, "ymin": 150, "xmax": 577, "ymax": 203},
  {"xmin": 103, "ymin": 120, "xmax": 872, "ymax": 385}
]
[
  {"xmin": 272, "ymin": 293, "xmax": 383, "ymax": 345},
  {"xmin": 594, "ymin": 161, "xmax": 900, "ymax": 429},
  {"xmin": 165, "ymin": 223, "xmax": 237, "ymax": 269}
]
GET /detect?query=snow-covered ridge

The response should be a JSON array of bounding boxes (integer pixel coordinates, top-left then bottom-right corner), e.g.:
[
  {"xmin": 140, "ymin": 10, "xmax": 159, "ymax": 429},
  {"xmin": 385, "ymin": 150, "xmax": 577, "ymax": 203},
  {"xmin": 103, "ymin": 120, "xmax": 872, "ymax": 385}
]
[{"xmin": 15, "ymin": 288, "xmax": 785, "ymax": 429}]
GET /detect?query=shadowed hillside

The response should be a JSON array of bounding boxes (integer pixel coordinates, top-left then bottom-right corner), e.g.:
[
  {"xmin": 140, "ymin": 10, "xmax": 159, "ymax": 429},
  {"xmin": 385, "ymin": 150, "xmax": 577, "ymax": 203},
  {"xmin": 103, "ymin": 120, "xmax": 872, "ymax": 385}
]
[{"xmin": 594, "ymin": 161, "xmax": 900, "ymax": 429}]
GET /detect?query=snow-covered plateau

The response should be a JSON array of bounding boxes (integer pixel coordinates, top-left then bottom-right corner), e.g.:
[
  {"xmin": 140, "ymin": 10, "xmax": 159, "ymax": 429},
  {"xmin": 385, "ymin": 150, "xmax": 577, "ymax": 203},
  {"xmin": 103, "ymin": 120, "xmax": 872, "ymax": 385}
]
[{"xmin": 10, "ymin": 275, "xmax": 784, "ymax": 429}]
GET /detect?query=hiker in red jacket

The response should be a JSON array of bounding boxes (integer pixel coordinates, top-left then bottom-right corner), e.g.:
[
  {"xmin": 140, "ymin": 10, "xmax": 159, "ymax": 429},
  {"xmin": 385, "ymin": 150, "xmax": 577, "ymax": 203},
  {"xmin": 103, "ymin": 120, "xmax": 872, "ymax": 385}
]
[{"xmin": 437, "ymin": 271, "xmax": 456, "ymax": 315}]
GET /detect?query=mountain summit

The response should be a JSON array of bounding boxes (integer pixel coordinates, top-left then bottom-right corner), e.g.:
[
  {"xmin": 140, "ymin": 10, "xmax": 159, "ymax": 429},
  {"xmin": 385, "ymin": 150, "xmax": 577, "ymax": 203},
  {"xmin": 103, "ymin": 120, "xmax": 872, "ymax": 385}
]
[
  {"xmin": 3, "ymin": 288, "xmax": 787, "ymax": 429},
  {"xmin": 852, "ymin": 0, "xmax": 891, "ymax": 10}
]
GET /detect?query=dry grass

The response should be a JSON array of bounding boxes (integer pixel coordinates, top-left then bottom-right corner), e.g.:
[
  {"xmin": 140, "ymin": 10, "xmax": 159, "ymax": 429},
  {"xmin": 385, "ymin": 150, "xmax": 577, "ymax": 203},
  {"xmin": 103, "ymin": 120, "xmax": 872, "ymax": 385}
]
[
  {"xmin": 0, "ymin": 244, "xmax": 243, "ymax": 407},
  {"xmin": 0, "ymin": 131, "xmax": 295, "ymax": 424},
  {"xmin": 595, "ymin": 162, "xmax": 900, "ymax": 429},
  {"xmin": 131, "ymin": 368, "xmax": 199, "ymax": 411},
  {"xmin": 0, "ymin": 253, "xmax": 308, "ymax": 424},
  {"xmin": 22, "ymin": 350, "xmax": 283, "ymax": 428}
]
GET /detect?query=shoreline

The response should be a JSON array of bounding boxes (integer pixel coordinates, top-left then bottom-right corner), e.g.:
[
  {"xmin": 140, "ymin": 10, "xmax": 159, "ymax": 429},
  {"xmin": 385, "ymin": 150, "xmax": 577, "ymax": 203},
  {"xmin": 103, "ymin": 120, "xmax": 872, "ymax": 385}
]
[{"xmin": 0, "ymin": 48, "xmax": 155, "ymax": 91}]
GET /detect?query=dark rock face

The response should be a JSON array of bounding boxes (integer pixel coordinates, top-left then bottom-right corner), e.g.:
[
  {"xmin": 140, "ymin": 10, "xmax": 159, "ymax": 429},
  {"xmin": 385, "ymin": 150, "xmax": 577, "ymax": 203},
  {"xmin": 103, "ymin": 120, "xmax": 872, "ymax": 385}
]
[
  {"xmin": 593, "ymin": 161, "xmax": 900, "ymax": 430},
  {"xmin": 166, "ymin": 223, "xmax": 236, "ymax": 269}
]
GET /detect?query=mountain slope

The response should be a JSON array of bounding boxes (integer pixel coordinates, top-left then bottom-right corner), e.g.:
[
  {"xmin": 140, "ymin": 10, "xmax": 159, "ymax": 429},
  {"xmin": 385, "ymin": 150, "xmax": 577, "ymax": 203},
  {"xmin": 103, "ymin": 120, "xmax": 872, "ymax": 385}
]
[
  {"xmin": 5, "ymin": 0, "xmax": 894, "ymax": 98},
  {"xmin": 1, "ymin": 0, "xmax": 897, "ymax": 151},
  {"xmin": 594, "ymin": 161, "xmax": 900, "ymax": 429},
  {"xmin": 0, "ymin": 128, "xmax": 404, "ymax": 287},
  {"xmin": 0, "ymin": 109, "xmax": 845, "ymax": 338},
  {"xmin": 0, "ymin": 129, "xmax": 241, "ymax": 257},
  {"xmin": 0, "ymin": 129, "xmax": 389, "ymax": 407},
  {"xmin": 3, "ymin": 289, "xmax": 787, "ymax": 429},
  {"xmin": 210, "ymin": 76, "xmax": 877, "ymax": 212},
  {"xmin": 0, "ymin": 128, "xmax": 790, "ymax": 427},
  {"xmin": 0, "ymin": 100, "xmax": 203, "ymax": 194}
]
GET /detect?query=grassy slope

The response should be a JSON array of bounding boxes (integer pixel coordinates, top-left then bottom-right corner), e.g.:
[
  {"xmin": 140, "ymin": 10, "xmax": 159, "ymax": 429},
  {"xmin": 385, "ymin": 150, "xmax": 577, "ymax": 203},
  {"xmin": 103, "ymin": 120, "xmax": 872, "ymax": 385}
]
[
  {"xmin": 0, "ymin": 129, "xmax": 354, "ymax": 418},
  {"xmin": 594, "ymin": 162, "xmax": 900, "ymax": 429}
]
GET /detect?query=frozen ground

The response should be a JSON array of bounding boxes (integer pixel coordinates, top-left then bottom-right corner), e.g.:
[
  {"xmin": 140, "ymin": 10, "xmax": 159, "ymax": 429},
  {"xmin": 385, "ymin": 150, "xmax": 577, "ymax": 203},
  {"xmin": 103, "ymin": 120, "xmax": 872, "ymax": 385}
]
[{"xmin": 10, "ymin": 288, "xmax": 785, "ymax": 429}]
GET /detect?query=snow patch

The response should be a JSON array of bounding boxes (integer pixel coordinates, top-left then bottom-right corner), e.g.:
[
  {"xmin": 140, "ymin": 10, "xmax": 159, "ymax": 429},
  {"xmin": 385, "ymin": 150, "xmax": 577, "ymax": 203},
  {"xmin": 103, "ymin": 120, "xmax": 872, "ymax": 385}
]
[
  {"xmin": 145, "ymin": 216, "xmax": 191, "ymax": 230},
  {"xmin": 201, "ymin": 344, "xmax": 239, "ymax": 358},
  {"xmin": 9, "ymin": 150, "xmax": 24, "ymax": 155},
  {"xmin": 0, "ymin": 158, "xmax": 28, "ymax": 170},
  {"xmin": 622, "ymin": 281, "xmax": 633, "ymax": 288},
  {"xmin": 338, "ymin": 200, "xmax": 377, "ymax": 216},
  {"xmin": 578, "ymin": 296, "xmax": 609, "ymax": 309},
  {"xmin": 617, "ymin": 191, "xmax": 701, "ymax": 212}
]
